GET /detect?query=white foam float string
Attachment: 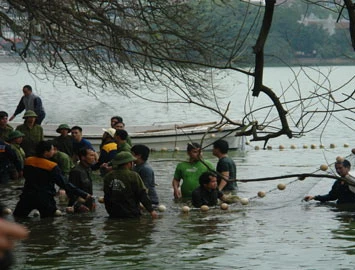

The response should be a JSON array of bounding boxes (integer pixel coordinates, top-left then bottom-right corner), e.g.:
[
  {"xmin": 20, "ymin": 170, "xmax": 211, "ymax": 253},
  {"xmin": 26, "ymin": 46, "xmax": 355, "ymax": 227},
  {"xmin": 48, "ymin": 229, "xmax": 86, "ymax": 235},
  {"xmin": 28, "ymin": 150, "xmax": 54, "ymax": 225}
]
[{"xmin": 229, "ymin": 153, "xmax": 355, "ymax": 202}]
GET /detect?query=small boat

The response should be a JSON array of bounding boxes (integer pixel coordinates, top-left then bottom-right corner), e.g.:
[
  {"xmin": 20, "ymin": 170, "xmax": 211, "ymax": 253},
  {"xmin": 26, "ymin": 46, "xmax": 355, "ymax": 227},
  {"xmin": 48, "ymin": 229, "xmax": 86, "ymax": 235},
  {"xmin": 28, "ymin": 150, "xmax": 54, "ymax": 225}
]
[{"xmin": 40, "ymin": 120, "xmax": 245, "ymax": 152}]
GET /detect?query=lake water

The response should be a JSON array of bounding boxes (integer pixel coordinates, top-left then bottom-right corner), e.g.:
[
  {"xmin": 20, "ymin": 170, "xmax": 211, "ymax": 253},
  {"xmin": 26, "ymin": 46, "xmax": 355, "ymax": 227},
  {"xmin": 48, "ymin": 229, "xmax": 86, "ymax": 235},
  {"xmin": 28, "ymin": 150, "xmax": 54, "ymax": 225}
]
[{"xmin": 1, "ymin": 63, "xmax": 355, "ymax": 269}]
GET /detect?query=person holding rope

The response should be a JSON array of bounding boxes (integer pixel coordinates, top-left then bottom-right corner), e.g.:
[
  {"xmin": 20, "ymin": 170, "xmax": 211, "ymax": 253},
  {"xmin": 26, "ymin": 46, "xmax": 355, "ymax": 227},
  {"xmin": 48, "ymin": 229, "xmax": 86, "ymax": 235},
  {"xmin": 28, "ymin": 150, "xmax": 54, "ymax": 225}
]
[
  {"xmin": 13, "ymin": 141, "xmax": 91, "ymax": 218},
  {"xmin": 172, "ymin": 142, "xmax": 214, "ymax": 199},
  {"xmin": 304, "ymin": 159, "xmax": 355, "ymax": 204},
  {"xmin": 103, "ymin": 151, "xmax": 158, "ymax": 219}
]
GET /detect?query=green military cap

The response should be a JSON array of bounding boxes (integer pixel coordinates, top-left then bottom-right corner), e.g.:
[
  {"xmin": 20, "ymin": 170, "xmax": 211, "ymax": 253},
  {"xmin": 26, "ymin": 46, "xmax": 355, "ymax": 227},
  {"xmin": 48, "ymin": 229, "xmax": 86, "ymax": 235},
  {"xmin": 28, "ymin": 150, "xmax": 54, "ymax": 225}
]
[
  {"xmin": 56, "ymin": 124, "xmax": 71, "ymax": 133},
  {"xmin": 8, "ymin": 130, "xmax": 25, "ymax": 141},
  {"xmin": 112, "ymin": 151, "xmax": 136, "ymax": 167},
  {"xmin": 23, "ymin": 110, "xmax": 37, "ymax": 118}
]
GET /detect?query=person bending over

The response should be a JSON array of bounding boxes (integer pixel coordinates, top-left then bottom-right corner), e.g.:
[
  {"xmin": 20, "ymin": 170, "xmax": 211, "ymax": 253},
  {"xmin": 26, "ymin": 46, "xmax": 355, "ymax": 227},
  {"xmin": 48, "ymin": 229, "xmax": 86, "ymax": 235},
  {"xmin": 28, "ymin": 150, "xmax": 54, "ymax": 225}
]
[{"xmin": 304, "ymin": 159, "xmax": 355, "ymax": 204}]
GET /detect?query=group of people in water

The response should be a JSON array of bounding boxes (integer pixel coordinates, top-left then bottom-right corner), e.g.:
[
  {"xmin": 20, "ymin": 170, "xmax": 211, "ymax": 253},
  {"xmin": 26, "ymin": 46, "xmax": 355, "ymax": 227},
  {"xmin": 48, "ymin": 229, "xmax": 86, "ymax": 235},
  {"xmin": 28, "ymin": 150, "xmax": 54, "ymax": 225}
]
[
  {"xmin": 1, "ymin": 85, "xmax": 355, "ymax": 216},
  {"xmin": 1, "ymin": 85, "xmax": 355, "ymax": 269},
  {"xmin": 0, "ymin": 85, "xmax": 241, "ymax": 220}
]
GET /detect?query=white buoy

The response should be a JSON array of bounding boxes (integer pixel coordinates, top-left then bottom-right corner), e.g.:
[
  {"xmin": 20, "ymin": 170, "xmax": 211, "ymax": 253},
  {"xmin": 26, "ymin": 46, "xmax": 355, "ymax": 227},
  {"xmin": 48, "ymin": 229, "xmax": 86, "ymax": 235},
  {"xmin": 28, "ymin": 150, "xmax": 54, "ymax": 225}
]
[
  {"xmin": 98, "ymin": 197, "xmax": 105, "ymax": 203},
  {"xmin": 2, "ymin": 208, "xmax": 12, "ymax": 215},
  {"xmin": 344, "ymin": 143, "xmax": 349, "ymax": 148},
  {"xmin": 200, "ymin": 205, "xmax": 209, "ymax": 212},
  {"xmin": 255, "ymin": 146, "xmax": 260, "ymax": 150},
  {"xmin": 320, "ymin": 164, "xmax": 328, "ymax": 171},
  {"xmin": 181, "ymin": 206, "xmax": 190, "ymax": 213},
  {"xmin": 257, "ymin": 191, "xmax": 266, "ymax": 198},
  {"xmin": 210, "ymin": 133, "xmax": 216, "ymax": 138},
  {"xmin": 161, "ymin": 147, "xmax": 168, "ymax": 152},
  {"xmin": 330, "ymin": 143, "xmax": 336, "ymax": 149},
  {"xmin": 311, "ymin": 144, "xmax": 317, "ymax": 149},
  {"xmin": 240, "ymin": 198, "xmax": 249, "ymax": 205},
  {"xmin": 319, "ymin": 144, "xmax": 325, "ymax": 149},
  {"xmin": 220, "ymin": 203, "xmax": 229, "ymax": 210},
  {"xmin": 267, "ymin": 145, "xmax": 272, "ymax": 150},
  {"xmin": 54, "ymin": 210, "xmax": 62, "ymax": 216},
  {"xmin": 303, "ymin": 144, "xmax": 308, "ymax": 149},
  {"xmin": 336, "ymin": 156, "xmax": 344, "ymax": 163},
  {"xmin": 290, "ymin": 144, "xmax": 296, "ymax": 149},
  {"xmin": 174, "ymin": 147, "xmax": 180, "ymax": 152},
  {"xmin": 158, "ymin": 205, "xmax": 166, "ymax": 212},
  {"xmin": 277, "ymin": 183, "xmax": 286, "ymax": 190},
  {"xmin": 279, "ymin": 145, "xmax": 285, "ymax": 150},
  {"xmin": 32, "ymin": 210, "xmax": 40, "ymax": 217}
]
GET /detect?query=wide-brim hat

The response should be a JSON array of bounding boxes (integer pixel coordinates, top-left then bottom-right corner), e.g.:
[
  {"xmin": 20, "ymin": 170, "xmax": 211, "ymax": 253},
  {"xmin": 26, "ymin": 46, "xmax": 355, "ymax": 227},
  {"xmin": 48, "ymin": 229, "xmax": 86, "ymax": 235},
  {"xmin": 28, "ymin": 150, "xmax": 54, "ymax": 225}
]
[
  {"xmin": 56, "ymin": 124, "xmax": 71, "ymax": 133},
  {"xmin": 8, "ymin": 130, "xmax": 25, "ymax": 141},
  {"xmin": 23, "ymin": 110, "xmax": 37, "ymax": 118},
  {"xmin": 112, "ymin": 151, "xmax": 136, "ymax": 167},
  {"xmin": 102, "ymin": 128, "xmax": 116, "ymax": 138}
]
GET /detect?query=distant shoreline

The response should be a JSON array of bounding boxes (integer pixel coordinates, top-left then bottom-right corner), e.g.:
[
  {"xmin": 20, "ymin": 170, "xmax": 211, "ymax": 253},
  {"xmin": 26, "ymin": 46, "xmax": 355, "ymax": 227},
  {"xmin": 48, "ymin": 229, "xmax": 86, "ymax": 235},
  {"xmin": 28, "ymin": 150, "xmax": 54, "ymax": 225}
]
[
  {"xmin": 0, "ymin": 55, "xmax": 354, "ymax": 67},
  {"xmin": 290, "ymin": 57, "xmax": 355, "ymax": 66}
]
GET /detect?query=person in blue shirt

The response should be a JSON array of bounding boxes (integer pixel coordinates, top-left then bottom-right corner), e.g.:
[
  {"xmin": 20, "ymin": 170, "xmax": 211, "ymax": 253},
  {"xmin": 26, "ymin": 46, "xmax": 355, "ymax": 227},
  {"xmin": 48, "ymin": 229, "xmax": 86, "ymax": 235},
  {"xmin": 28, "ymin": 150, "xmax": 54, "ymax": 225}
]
[
  {"xmin": 131, "ymin": 144, "xmax": 159, "ymax": 205},
  {"xmin": 71, "ymin": 126, "xmax": 96, "ymax": 162}
]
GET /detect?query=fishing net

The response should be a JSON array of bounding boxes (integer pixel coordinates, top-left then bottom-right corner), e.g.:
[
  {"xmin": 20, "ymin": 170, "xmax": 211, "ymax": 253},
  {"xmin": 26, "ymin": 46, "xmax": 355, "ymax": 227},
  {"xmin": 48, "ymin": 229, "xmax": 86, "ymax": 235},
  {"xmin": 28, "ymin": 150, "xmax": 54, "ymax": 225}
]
[{"xmin": 236, "ymin": 153, "xmax": 355, "ymax": 210}]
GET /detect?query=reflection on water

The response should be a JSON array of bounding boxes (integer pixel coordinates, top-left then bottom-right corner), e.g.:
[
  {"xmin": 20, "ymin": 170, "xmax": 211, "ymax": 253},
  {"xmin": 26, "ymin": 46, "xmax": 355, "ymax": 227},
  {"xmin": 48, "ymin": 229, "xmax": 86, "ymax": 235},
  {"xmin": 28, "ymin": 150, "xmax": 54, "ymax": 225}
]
[
  {"xmin": 1, "ymin": 64, "xmax": 355, "ymax": 268},
  {"xmin": 3, "ymin": 147, "xmax": 355, "ymax": 269},
  {"xmin": 331, "ymin": 207, "xmax": 355, "ymax": 256}
]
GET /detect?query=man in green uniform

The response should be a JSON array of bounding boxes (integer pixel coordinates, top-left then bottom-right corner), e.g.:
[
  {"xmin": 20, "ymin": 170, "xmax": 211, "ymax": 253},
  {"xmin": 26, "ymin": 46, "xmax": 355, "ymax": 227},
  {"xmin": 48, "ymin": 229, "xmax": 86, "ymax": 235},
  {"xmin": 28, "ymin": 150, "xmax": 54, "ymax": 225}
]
[
  {"xmin": 7, "ymin": 130, "xmax": 26, "ymax": 179},
  {"xmin": 172, "ymin": 142, "xmax": 214, "ymax": 199},
  {"xmin": 53, "ymin": 124, "xmax": 73, "ymax": 158},
  {"xmin": 51, "ymin": 141, "xmax": 75, "ymax": 179},
  {"xmin": 103, "ymin": 151, "xmax": 158, "ymax": 218},
  {"xmin": 15, "ymin": 110, "xmax": 43, "ymax": 157},
  {"xmin": 0, "ymin": 111, "xmax": 13, "ymax": 142},
  {"xmin": 114, "ymin": 129, "xmax": 131, "ymax": 153}
]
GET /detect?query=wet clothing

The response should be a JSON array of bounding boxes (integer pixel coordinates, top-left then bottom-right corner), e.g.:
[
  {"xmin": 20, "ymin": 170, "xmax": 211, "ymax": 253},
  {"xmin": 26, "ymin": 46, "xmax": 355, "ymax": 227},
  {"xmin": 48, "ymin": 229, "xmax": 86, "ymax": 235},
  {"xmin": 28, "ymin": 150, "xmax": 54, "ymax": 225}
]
[
  {"xmin": 104, "ymin": 167, "xmax": 153, "ymax": 218},
  {"xmin": 9, "ymin": 143, "xmax": 25, "ymax": 171},
  {"xmin": 51, "ymin": 151, "xmax": 75, "ymax": 178},
  {"xmin": 126, "ymin": 135, "xmax": 132, "ymax": 146},
  {"xmin": 16, "ymin": 124, "xmax": 43, "ymax": 157},
  {"xmin": 53, "ymin": 135, "xmax": 73, "ymax": 157},
  {"xmin": 192, "ymin": 186, "xmax": 224, "ymax": 208},
  {"xmin": 174, "ymin": 159, "xmax": 214, "ymax": 198},
  {"xmin": 13, "ymin": 156, "xmax": 88, "ymax": 218},
  {"xmin": 92, "ymin": 141, "xmax": 117, "ymax": 175},
  {"xmin": 13, "ymin": 93, "xmax": 46, "ymax": 125},
  {"xmin": 0, "ymin": 124, "xmax": 13, "ymax": 142},
  {"xmin": 73, "ymin": 138, "xmax": 95, "ymax": 156},
  {"xmin": 68, "ymin": 163, "xmax": 95, "ymax": 210},
  {"xmin": 216, "ymin": 156, "xmax": 237, "ymax": 191},
  {"xmin": 0, "ymin": 140, "xmax": 22, "ymax": 184},
  {"xmin": 314, "ymin": 180, "xmax": 355, "ymax": 204},
  {"xmin": 134, "ymin": 162, "xmax": 159, "ymax": 205},
  {"xmin": 117, "ymin": 141, "xmax": 131, "ymax": 153}
]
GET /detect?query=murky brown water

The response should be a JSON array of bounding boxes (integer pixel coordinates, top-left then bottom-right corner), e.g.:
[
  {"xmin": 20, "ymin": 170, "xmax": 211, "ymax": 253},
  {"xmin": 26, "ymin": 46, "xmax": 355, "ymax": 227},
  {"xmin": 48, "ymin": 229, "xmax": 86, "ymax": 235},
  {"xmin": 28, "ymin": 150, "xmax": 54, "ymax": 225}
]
[
  {"xmin": 1, "ymin": 64, "xmax": 355, "ymax": 269},
  {"xmin": 1, "ymin": 147, "xmax": 354, "ymax": 270}
]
